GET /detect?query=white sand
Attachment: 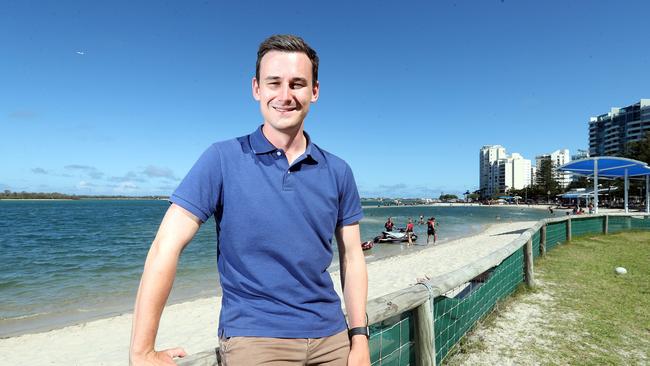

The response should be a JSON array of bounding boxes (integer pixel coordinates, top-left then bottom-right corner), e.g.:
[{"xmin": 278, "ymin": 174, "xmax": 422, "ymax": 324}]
[{"xmin": 0, "ymin": 221, "xmax": 537, "ymax": 365}]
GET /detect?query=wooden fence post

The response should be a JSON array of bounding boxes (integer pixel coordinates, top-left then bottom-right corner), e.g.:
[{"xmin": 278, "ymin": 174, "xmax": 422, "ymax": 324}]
[
  {"xmin": 524, "ymin": 238, "xmax": 535, "ymax": 287},
  {"xmin": 566, "ymin": 218, "xmax": 572, "ymax": 242},
  {"xmin": 415, "ymin": 298, "xmax": 436, "ymax": 366},
  {"xmin": 540, "ymin": 225, "xmax": 547, "ymax": 257},
  {"xmin": 604, "ymin": 215, "xmax": 609, "ymax": 234}
]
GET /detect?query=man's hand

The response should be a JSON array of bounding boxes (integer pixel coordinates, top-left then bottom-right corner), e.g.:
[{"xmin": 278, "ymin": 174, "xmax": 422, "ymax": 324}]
[
  {"xmin": 348, "ymin": 337, "xmax": 370, "ymax": 366},
  {"xmin": 130, "ymin": 347, "xmax": 187, "ymax": 366}
]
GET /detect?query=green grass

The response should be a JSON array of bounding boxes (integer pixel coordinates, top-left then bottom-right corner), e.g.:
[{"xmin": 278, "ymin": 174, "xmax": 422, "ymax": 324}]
[
  {"xmin": 444, "ymin": 230, "xmax": 650, "ymax": 365},
  {"xmin": 535, "ymin": 231, "xmax": 650, "ymax": 365}
]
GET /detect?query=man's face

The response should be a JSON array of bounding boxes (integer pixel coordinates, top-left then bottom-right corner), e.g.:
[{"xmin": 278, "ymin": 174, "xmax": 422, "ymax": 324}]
[{"xmin": 253, "ymin": 51, "xmax": 319, "ymax": 133}]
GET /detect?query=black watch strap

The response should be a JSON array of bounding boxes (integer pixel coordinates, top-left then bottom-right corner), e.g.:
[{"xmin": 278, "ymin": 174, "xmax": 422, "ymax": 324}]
[{"xmin": 348, "ymin": 326, "xmax": 370, "ymax": 339}]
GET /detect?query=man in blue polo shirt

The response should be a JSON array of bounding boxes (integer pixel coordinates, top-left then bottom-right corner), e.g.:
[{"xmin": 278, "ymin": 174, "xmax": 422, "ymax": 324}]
[{"xmin": 130, "ymin": 35, "xmax": 370, "ymax": 365}]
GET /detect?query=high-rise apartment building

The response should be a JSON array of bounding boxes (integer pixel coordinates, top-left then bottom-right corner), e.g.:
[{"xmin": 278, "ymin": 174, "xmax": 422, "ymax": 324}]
[
  {"xmin": 479, "ymin": 145, "xmax": 532, "ymax": 197},
  {"xmin": 531, "ymin": 166, "xmax": 537, "ymax": 187},
  {"xmin": 479, "ymin": 145, "xmax": 506, "ymax": 197},
  {"xmin": 535, "ymin": 149, "xmax": 572, "ymax": 188},
  {"xmin": 589, "ymin": 99, "xmax": 650, "ymax": 156},
  {"xmin": 509, "ymin": 153, "xmax": 532, "ymax": 190}
]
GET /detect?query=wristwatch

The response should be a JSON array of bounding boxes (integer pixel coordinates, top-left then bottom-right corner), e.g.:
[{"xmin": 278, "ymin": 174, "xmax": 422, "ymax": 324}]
[{"xmin": 348, "ymin": 326, "xmax": 370, "ymax": 339}]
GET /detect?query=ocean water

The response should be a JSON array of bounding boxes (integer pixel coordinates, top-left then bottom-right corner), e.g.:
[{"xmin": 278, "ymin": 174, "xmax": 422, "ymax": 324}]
[{"xmin": 0, "ymin": 200, "xmax": 552, "ymax": 337}]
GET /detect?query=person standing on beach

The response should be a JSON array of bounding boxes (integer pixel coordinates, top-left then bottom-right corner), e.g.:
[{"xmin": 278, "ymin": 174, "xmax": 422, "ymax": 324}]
[
  {"xmin": 406, "ymin": 218, "xmax": 414, "ymax": 245},
  {"xmin": 384, "ymin": 216, "xmax": 394, "ymax": 232},
  {"xmin": 431, "ymin": 217, "xmax": 440, "ymax": 244},
  {"xmin": 426, "ymin": 217, "xmax": 436, "ymax": 244},
  {"xmin": 130, "ymin": 35, "xmax": 370, "ymax": 366}
]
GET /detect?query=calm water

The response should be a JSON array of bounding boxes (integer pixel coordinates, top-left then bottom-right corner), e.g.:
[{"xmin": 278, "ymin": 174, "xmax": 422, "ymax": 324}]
[{"xmin": 0, "ymin": 200, "xmax": 552, "ymax": 337}]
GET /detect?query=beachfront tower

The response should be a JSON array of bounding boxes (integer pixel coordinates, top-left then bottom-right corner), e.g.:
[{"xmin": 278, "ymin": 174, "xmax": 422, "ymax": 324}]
[
  {"xmin": 480, "ymin": 146, "xmax": 532, "ymax": 198},
  {"xmin": 589, "ymin": 99, "xmax": 650, "ymax": 157},
  {"xmin": 507, "ymin": 153, "xmax": 533, "ymax": 191},
  {"xmin": 480, "ymin": 145, "xmax": 506, "ymax": 198},
  {"xmin": 535, "ymin": 149, "xmax": 572, "ymax": 189}
]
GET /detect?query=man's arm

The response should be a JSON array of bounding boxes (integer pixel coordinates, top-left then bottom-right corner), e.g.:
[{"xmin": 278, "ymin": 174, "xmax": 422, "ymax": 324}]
[
  {"xmin": 130, "ymin": 204, "xmax": 202, "ymax": 365},
  {"xmin": 335, "ymin": 223, "xmax": 370, "ymax": 366}
]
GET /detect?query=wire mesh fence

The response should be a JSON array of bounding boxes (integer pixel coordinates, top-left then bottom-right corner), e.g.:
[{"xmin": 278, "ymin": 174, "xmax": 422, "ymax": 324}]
[
  {"xmin": 532, "ymin": 230, "xmax": 541, "ymax": 259},
  {"xmin": 433, "ymin": 248, "xmax": 524, "ymax": 364},
  {"xmin": 630, "ymin": 215, "xmax": 650, "ymax": 229},
  {"xmin": 545, "ymin": 221, "xmax": 566, "ymax": 251},
  {"xmin": 369, "ymin": 310, "xmax": 416, "ymax": 366},
  {"xmin": 571, "ymin": 217, "xmax": 603, "ymax": 238}
]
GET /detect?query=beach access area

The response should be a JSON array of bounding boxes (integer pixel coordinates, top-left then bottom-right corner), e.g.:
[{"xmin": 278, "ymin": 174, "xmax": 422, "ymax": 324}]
[
  {"xmin": 1, "ymin": 208, "xmax": 645, "ymax": 365},
  {"xmin": 0, "ymin": 219, "xmax": 536, "ymax": 365}
]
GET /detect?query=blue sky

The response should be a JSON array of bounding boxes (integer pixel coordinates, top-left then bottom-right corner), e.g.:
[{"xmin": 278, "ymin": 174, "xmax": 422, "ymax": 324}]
[{"xmin": 2, "ymin": 0, "xmax": 649, "ymax": 197}]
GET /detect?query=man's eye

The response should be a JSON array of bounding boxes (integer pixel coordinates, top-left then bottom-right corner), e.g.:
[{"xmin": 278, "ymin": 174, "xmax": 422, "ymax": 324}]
[{"xmin": 291, "ymin": 83, "xmax": 305, "ymax": 89}]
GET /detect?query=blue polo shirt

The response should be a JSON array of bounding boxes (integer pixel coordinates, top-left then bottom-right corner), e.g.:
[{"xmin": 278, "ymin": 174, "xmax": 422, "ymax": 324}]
[{"xmin": 170, "ymin": 126, "xmax": 364, "ymax": 338}]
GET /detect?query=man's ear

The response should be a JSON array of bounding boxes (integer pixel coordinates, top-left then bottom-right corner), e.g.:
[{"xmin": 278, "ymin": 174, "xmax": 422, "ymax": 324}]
[
  {"xmin": 252, "ymin": 77, "xmax": 261, "ymax": 101},
  {"xmin": 311, "ymin": 80, "xmax": 319, "ymax": 103}
]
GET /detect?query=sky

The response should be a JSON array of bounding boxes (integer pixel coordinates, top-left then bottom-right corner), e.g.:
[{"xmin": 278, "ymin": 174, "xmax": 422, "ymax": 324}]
[{"xmin": 1, "ymin": 0, "xmax": 649, "ymax": 198}]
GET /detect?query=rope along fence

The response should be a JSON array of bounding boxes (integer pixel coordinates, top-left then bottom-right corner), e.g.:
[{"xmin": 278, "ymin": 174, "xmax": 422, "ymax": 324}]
[{"xmin": 177, "ymin": 213, "xmax": 650, "ymax": 366}]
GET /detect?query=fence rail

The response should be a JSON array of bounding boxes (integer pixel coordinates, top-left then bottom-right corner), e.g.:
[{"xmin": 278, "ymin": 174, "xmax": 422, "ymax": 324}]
[{"xmin": 177, "ymin": 213, "xmax": 650, "ymax": 366}]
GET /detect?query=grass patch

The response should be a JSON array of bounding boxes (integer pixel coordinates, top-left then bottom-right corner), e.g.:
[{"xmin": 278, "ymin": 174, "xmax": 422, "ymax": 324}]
[{"xmin": 536, "ymin": 231, "xmax": 650, "ymax": 364}]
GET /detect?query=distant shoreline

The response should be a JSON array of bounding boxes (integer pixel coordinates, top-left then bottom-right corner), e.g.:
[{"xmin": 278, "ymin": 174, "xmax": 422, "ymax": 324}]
[
  {"xmin": 0, "ymin": 197, "xmax": 169, "ymax": 201},
  {"xmin": 362, "ymin": 202, "xmax": 552, "ymax": 210}
]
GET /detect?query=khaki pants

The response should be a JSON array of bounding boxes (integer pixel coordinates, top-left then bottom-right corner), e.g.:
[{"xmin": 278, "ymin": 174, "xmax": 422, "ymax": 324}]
[{"xmin": 218, "ymin": 329, "xmax": 350, "ymax": 366}]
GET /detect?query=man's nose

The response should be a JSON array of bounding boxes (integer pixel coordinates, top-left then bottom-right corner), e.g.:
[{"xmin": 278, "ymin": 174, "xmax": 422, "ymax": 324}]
[{"xmin": 279, "ymin": 83, "xmax": 291, "ymax": 101}]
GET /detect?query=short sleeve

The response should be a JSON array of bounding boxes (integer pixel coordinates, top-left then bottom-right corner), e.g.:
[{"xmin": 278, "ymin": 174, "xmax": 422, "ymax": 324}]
[
  {"xmin": 169, "ymin": 144, "xmax": 223, "ymax": 223},
  {"xmin": 337, "ymin": 164, "xmax": 364, "ymax": 227}
]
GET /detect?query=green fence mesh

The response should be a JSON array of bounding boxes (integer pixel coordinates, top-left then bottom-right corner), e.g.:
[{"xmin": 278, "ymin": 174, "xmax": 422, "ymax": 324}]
[
  {"xmin": 571, "ymin": 217, "xmax": 603, "ymax": 238},
  {"xmin": 609, "ymin": 216, "xmax": 632, "ymax": 233},
  {"xmin": 545, "ymin": 221, "xmax": 566, "ymax": 250},
  {"xmin": 369, "ymin": 310, "xmax": 416, "ymax": 366},
  {"xmin": 532, "ymin": 230, "xmax": 541, "ymax": 259},
  {"xmin": 433, "ymin": 248, "xmax": 524, "ymax": 364},
  {"xmin": 630, "ymin": 215, "xmax": 650, "ymax": 229}
]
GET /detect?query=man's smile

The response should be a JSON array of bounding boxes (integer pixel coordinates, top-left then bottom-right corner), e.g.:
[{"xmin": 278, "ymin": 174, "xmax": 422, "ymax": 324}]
[{"xmin": 272, "ymin": 105, "xmax": 297, "ymax": 112}]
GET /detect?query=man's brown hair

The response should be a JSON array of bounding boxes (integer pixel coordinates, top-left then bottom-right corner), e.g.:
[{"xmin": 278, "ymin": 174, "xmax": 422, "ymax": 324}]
[{"xmin": 256, "ymin": 34, "xmax": 319, "ymax": 84}]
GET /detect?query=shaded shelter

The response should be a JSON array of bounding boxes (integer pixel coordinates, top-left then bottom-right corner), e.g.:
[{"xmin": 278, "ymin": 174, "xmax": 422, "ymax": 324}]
[{"xmin": 558, "ymin": 157, "xmax": 650, "ymax": 214}]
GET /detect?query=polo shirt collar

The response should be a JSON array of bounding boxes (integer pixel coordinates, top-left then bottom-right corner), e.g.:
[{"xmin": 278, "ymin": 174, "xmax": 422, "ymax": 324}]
[{"xmin": 249, "ymin": 125, "xmax": 319, "ymax": 163}]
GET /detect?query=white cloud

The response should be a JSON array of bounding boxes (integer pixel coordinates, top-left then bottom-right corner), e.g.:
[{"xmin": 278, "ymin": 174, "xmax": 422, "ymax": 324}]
[
  {"xmin": 142, "ymin": 165, "xmax": 177, "ymax": 180},
  {"xmin": 112, "ymin": 181, "xmax": 139, "ymax": 193},
  {"xmin": 77, "ymin": 181, "xmax": 97, "ymax": 189},
  {"xmin": 65, "ymin": 165, "xmax": 104, "ymax": 179},
  {"xmin": 109, "ymin": 171, "xmax": 146, "ymax": 183}
]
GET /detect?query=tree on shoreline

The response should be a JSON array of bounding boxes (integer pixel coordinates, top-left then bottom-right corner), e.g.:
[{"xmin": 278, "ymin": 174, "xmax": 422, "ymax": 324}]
[
  {"xmin": 535, "ymin": 158, "xmax": 561, "ymax": 197},
  {"xmin": 0, "ymin": 190, "xmax": 168, "ymax": 200}
]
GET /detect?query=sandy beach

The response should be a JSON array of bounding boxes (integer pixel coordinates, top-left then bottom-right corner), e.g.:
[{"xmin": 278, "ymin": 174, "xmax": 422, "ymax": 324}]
[{"xmin": 0, "ymin": 219, "xmax": 544, "ymax": 365}]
